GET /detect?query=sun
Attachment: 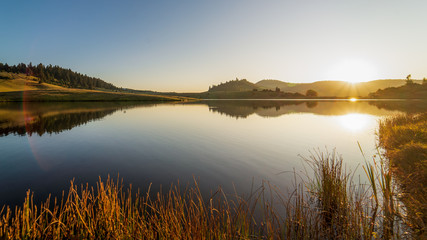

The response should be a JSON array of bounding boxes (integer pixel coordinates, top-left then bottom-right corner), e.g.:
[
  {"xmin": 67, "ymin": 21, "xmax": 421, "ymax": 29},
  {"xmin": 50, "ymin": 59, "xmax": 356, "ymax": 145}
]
[{"xmin": 327, "ymin": 59, "xmax": 378, "ymax": 83}]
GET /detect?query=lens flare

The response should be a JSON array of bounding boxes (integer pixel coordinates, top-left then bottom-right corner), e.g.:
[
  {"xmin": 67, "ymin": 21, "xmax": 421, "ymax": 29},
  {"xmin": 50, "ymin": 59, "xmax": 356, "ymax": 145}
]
[{"xmin": 23, "ymin": 91, "xmax": 51, "ymax": 171}]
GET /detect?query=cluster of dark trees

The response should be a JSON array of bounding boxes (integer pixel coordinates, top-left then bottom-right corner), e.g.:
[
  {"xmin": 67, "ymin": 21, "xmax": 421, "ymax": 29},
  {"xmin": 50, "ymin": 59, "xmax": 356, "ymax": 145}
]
[
  {"xmin": 208, "ymin": 78, "xmax": 257, "ymax": 92},
  {"xmin": 406, "ymin": 74, "xmax": 427, "ymax": 86},
  {"xmin": 0, "ymin": 62, "xmax": 118, "ymax": 90},
  {"xmin": 305, "ymin": 89, "xmax": 318, "ymax": 97}
]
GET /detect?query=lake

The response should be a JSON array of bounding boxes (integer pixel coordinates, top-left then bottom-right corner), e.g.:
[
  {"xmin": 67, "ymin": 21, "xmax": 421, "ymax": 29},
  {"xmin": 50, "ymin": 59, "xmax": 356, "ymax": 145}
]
[{"xmin": 0, "ymin": 100, "xmax": 425, "ymax": 207}]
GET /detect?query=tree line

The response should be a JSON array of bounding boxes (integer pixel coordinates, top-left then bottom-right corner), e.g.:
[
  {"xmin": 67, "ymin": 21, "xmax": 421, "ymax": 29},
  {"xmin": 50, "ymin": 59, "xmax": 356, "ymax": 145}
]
[{"xmin": 0, "ymin": 62, "xmax": 118, "ymax": 90}]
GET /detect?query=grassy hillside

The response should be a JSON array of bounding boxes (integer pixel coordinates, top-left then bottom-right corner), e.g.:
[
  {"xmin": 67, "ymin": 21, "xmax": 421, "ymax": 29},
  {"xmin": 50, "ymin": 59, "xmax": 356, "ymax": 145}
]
[
  {"xmin": 368, "ymin": 82, "xmax": 427, "ymax": 99},
  {"xmin": 256, "ymin": 79, "xmax": 423, "ymax": 97},
  {"xmin": 0, "ymin": 62, "xmax": 117, "ymax": 90},
  {"xmin": 0, "ymin": 72, "xmax": 67, "ymax": 92},
  {"xmin": 0, "ymin": 72, "xmax": 191, "ymax": 102},
  {"xmin": 204, "ymin": 78, "xmax": 423, "ymax": 98},
  {"xmin": 255, "ymin": 79, "xmax": 298, "ymax": 89},
  {"xmin": 175, "ymin": 90, "xmax": 306, "ymax": 99}
]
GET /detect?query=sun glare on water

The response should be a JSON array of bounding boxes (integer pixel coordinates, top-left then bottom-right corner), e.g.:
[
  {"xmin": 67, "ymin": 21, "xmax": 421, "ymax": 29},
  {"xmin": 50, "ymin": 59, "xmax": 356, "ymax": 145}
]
[
  {"xmin": 328, "ymin": 59, "xmax": 378, "ymax": 83},
  {"xmin": 338, "ymin": 113, "xmax": 372, "ymax": 132}
]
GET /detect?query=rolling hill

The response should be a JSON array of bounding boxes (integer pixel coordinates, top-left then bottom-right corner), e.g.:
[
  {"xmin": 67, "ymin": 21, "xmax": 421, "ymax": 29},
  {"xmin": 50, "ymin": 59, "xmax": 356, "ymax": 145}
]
[
  {"xmin": 209, "ymin": 79, "xmax": 258, "ymax": 92},
  {"xmin": 255, "ymin": 79, "xmax": 423, "ymax": 97},
  {"xmin": 368, "ymin": 82, "xmax": 427, "ymax": 99},
  {"xmin": 205, "ymin": 78, "xmax": 423, "ymax": 98},
  {"xmin": 0, "ymin": 72, "xmax": 191, "ymax": 102}
]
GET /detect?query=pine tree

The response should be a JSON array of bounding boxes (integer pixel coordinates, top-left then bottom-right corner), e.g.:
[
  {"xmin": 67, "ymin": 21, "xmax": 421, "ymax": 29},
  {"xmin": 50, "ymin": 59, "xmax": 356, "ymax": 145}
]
[{"xmin": 406, "ymin": 74, "xmax": 414, "ymax": 85}]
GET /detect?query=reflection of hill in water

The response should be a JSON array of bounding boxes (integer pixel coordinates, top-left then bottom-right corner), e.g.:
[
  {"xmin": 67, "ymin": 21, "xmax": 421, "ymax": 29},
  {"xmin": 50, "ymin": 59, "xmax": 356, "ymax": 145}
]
[
  {"xmin": 203, "ymin": 100, "xmax": 427, "ymax": 118},
  {"xmin": 368, "ymin": 100, "xmax": 427, "ymax": 114},
  {"xmin": 0, "ymin": 102, "xmax": 157, "ymax": 136},
  {"xmin": 1, "ymin": 100, "xmax": 425, "ymax": 135}
]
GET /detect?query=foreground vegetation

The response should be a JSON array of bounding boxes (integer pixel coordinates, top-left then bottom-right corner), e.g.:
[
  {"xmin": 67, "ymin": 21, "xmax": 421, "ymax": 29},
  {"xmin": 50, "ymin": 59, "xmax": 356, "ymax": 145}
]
[
  {"xmin": 0, "ymin": 151, "xmax": 410, "ymax": 239},
  {"xmin": 378, "ymin": 113, "xmax": 427, "ymax": 235}
]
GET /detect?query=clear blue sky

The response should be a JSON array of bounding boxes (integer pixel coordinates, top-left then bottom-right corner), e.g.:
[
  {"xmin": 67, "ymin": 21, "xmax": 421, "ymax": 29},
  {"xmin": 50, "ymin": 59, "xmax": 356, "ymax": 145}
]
[{"xmin": 1, "ymin": 0, "xmax": 426, "ymax": 91}]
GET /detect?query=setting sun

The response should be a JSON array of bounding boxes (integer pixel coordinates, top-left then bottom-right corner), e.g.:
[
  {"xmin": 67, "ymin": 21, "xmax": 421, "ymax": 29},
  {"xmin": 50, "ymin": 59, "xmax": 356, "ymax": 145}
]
[{"xmin": 327, "ymin": 59, "xmax": 378, "ymax": 83}]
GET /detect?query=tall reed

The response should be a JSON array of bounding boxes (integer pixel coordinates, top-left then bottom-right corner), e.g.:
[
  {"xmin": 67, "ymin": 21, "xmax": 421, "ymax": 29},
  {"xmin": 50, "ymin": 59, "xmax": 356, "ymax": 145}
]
[{"xmin": 0, "ymin": 151, "xmax": 407, "ymax": 239}]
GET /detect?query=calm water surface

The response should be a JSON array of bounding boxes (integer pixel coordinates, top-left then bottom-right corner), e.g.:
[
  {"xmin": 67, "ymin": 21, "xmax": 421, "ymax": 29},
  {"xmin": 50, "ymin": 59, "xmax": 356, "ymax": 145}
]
[{"xmin": 0, "ymin": 100, "xmax": 425, "ymax": 206}]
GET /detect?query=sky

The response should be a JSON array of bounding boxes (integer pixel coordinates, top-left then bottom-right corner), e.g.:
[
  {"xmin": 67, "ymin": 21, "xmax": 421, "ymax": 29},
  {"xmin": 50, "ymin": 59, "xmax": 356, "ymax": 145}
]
[{"xmin": 1, "ymin": 0, "xmax": 427, "ymax": 92}]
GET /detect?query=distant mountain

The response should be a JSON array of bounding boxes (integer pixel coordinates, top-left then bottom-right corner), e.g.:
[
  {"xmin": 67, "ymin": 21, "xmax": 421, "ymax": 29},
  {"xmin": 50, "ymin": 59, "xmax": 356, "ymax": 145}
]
[
  {"xmin": 255, "ymin": 79, "xmax": 423, "ymax": 97},
  {"xmin": 209, "ymin": 79, "xmax": 258, "ymax": 92}
]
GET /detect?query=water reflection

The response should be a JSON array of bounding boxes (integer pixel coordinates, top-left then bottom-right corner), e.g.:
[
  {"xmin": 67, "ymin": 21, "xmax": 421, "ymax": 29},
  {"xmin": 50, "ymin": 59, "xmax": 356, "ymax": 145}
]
[
  {"xmin": 0, "ymin": 100, "xmax": 424, "ymax": 207},
  {"xmin": 200, "ymin": 100, "xmax": 427, "ymax": 119},
  {"xmin": 338, "ymin": 114, "xmax": 372, "ymax": 132},
  {"xmin": 368, "ymin": 100, "xmax": 427, "ymax": 113},
  {"xmin": 0, "ymin": 100, "xmax": 426, "ymax": 136},
  {"xmin": 0, "ymin": 102, "xmax": 157, "ymax": 136}
]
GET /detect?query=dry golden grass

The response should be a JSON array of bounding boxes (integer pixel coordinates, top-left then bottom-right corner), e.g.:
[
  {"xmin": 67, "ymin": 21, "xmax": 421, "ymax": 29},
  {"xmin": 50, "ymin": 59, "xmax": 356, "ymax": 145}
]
[
  {"xmin": 0, "ymin": 73, "xmax": 193, "ymax": 102},
  {"xmin": 378, "ymin": 113, "xmax": 427, "ymax": 236},
  {"xmin": 0, "ymin": 152, "xmax": 410, "ymax": 239}
]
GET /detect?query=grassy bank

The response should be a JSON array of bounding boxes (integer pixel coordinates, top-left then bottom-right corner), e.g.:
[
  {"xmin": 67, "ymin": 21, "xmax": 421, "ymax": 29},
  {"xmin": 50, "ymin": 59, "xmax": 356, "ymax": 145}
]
[
  {"xmin": 378, "ymin": 113, "xmax": 427, "ymax": 235},
  {"xmin": 0, "ymin": 90, "xmax": 190, "ymax": 102},
  {"xmin": 0, "ymin": 72, "xmax": 192, "ymax": 102},
  {"xmin": 0, "ymin": 152, "xmax": 408, "ymax": 239}
]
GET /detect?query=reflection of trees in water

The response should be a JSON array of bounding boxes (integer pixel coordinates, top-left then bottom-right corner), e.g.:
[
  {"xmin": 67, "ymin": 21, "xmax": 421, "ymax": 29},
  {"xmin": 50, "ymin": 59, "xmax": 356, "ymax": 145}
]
[
  {"xmin": 1, "ymin": 100, "xmax": 425, "ymax": 135},
  {"xmin": 0, "ymin": 110, "xmax": 117, "ymax": 136},
  {"xmin": 207, "ymin": 101, "xmax": 307, "ymax": 119},
  {"xmin": 0, "ymin": 102, "xmax": 159, "ymax": 136},
  {"xmin": 368, "ymin": 100, "xmax": 427, "ymax": 114},
  {"xmin": 305, "ymin": 101, "xmax": 318, "ymax": 108},
  {"xmin": 205, "ymin": 100, "xmax": 427, "ymax": 118}
]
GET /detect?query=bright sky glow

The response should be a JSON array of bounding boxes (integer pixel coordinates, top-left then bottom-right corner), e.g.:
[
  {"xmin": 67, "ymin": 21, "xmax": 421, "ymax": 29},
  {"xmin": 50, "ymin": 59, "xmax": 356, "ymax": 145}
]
[
  {"xmin": 1, "ymin": 0, "xmax": 427, "ymax": 91},
  {"xmin": 327, "ymin": 59, "xmax": 379, "ymax": 83}
]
